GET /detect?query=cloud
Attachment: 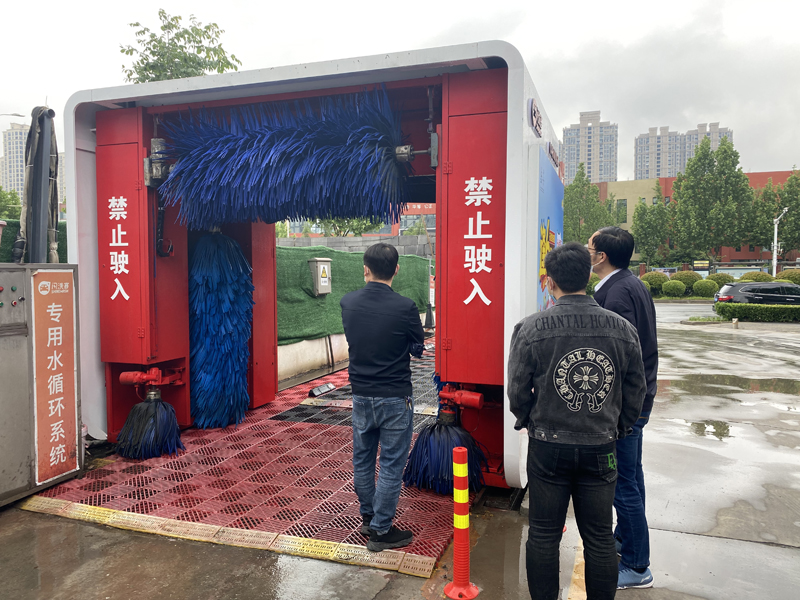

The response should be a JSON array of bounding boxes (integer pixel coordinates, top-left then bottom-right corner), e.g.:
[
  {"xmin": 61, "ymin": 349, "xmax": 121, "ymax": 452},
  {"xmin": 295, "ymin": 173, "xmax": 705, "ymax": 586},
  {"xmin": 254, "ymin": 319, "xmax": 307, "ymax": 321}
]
[{"xmin": 527, "ymin": 15, "xmax": 800, "ymax": 178}]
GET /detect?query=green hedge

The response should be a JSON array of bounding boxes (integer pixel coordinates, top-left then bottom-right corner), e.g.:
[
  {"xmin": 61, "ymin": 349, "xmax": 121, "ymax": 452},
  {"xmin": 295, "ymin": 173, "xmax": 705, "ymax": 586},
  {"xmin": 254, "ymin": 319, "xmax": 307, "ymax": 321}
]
[
  {"xmin": 641, "ymin": 271, "xmax": 668, "ymax": 294},
  {"xmin": 0, "ymin": 219, "xmax": 68, "ymax": 263},
  {"xmin": 692, "ymin": 279, "xmax": 719, "ymax": 298},
  {"xmin": 706, "ymin": 273, "xmax": 735, "ymax": 287},
  {"xmin": 670, "ymin": 271, "xmax": 702, "ymax": 294},
  {"xmin": 714, "ymin": 302, "xmax": 800, "ymax": 322},
  {"xmin": 778, "ymin": 270, "xmax": 800, "ymax": 285},
  {"xmin": 640, "ymin": 279, "xmax": 651, "ymax": 293},
  {"xmin": 738, "ymin": 271, "xmax": 774, "ymax": 282},
  {"xmin": 587, "ymin": 272, "xmax": 600, "ymax": 295},
  {"xmin": 662, "ymin": 280, "xmax": 686, "ymax": 297}
]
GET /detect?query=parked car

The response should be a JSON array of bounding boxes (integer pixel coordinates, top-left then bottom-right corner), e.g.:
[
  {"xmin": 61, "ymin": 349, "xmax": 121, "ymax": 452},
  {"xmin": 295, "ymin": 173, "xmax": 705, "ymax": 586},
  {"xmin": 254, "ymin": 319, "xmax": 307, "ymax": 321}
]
[{"xmin": 714, "ymin": 281, "xmax": 800, "ymax": 304}]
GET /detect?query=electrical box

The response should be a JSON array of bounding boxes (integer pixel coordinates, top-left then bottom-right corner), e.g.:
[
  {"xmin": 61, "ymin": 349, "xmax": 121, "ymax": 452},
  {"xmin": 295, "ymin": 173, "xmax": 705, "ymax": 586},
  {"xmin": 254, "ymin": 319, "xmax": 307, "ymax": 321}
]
[
  {"xmin": 308, "ymin": 257, "xmax": 332, "ymax": 296},
  {"xmin": 0, "ymin": 265, "xmax": 83, "ymax": 508}
]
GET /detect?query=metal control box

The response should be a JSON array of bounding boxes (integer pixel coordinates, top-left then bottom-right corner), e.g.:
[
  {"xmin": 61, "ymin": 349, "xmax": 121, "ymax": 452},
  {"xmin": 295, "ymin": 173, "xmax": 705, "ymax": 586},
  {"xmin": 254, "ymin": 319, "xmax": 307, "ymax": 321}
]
[
  {"xmin": 0, "ymin": 265, "xmax": 82, "ymax": 508},
  {"xmin": 308, "ymin": 257, "xmax": 332, "ymax": 296}
]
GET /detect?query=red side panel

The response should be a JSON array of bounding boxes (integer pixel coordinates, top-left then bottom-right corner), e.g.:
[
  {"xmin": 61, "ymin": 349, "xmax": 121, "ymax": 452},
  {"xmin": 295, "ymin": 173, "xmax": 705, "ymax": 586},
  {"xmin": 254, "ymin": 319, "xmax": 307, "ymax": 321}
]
[
  {"xmin": 447, "ymin": 70, "xmax": 508, "ymax": 116},
  {"xmin": 251, "ymin": 222, "xmax": 278, "ymax": 407},
  {"xmin": 96, "ymin": 107, "xmax": 191, "ymax": 441},
  {"xmin": 440, "ymin": 111, "xmax": 507, "ymax": 386},
  {"xmin": 96, "ymin": 142, "xmax": 146, "ymax": 364}
]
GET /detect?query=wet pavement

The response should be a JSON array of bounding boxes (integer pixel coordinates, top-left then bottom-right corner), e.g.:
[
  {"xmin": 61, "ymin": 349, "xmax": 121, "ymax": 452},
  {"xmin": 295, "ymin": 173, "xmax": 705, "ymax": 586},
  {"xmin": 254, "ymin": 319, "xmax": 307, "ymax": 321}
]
[{"xmin": 2, "ymin": 303, "xmax": 800, "ymax": 599}]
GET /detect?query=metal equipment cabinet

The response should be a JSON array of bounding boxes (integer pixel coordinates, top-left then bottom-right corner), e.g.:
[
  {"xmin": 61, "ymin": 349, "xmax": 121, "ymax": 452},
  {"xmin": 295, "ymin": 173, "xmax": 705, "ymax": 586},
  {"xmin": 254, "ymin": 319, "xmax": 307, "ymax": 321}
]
[{"xmin": 0, "ymin": 265, "xmax": 83, "ymax": 508}]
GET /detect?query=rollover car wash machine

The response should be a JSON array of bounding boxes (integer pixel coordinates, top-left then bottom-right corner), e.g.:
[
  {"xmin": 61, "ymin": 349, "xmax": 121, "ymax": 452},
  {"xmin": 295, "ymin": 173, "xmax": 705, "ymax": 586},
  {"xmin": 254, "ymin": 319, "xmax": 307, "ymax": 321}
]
[{"xmin": 65, "ymin": 42, "xmax": 564, "ymax": 490}]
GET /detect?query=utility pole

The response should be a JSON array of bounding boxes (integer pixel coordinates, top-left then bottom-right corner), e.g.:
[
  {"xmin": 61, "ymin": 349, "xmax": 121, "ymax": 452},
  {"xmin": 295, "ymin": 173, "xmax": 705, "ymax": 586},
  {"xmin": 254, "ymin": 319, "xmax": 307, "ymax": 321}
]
[{"xmin": 773, "ymin": 207, "xmax": 789, "ymax": 278}]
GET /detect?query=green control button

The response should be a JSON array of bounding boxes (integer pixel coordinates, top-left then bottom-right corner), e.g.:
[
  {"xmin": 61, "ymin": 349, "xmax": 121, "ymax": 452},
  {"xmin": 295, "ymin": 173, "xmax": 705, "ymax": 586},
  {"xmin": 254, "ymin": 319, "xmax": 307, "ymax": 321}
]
[{"xmin": 11, "ymin": 286, "xmax": 17, "ymax": 292}]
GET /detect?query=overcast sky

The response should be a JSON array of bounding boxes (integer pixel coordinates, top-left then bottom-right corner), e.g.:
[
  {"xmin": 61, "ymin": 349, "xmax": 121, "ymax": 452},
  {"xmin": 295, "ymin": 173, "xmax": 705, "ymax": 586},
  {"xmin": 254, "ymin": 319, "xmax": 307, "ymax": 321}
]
[{"xmin": 1, "ymin": 0, "xmax": 798, "ymax": 181}]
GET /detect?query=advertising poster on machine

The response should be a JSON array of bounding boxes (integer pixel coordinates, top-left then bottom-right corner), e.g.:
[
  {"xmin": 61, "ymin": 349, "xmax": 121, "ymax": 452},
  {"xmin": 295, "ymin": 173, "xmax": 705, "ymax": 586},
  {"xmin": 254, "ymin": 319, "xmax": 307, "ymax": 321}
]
[
  {"xmin": 537, "ymin": 146, "xmax": 565, "ymax": 312},
  {"xmin": 31, "ymin": 269, "xmax": 80, "ymax": 485}
]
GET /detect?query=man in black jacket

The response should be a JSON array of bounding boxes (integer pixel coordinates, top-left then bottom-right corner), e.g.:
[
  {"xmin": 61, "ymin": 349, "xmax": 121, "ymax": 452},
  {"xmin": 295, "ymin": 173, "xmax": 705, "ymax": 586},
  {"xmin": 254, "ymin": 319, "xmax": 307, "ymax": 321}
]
[
  {"xmin": 509, "ymin": 242, "xmax": 646, "ymax": 600},
  {"xmin": 589, "ymin": 226, "xmax": 658, "ymax": 590},
  {"xmin": 340, "ymin": 243, "xmax": 424, "ymax": 552}
]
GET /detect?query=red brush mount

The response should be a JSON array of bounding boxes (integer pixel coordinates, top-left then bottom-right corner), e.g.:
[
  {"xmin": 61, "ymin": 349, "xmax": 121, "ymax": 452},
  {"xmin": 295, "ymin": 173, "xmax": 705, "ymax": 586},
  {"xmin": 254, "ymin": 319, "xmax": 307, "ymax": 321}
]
[
  {"xmin": 119, "ymin": 367, "xmax": 184, "ymax": 387},
  {"xmin": 438, "ymin": 384, "xmax": 484, "ymax": 410},
  {"xmin": 438, "ymin": 382, "xmax": 508, "ymax": 488}
]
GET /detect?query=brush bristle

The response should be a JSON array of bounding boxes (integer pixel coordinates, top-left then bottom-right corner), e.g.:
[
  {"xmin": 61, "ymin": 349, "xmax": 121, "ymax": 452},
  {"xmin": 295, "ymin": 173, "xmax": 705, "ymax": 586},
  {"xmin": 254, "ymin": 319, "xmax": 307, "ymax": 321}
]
[{"xmin": 158, "ymin": 87, "xmax": 411, "ymax": 231}]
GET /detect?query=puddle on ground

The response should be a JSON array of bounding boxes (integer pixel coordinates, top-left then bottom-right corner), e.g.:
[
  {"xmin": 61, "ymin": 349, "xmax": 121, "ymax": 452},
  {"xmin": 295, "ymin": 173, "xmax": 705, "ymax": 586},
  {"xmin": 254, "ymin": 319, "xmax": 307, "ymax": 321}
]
[
  {"xmin": 690, "ymin": 420, "xmax": 731, "ymax": 440},
  {"xmin": 656, "ymin": 374, "xmax": 800, "ymax": 404}
]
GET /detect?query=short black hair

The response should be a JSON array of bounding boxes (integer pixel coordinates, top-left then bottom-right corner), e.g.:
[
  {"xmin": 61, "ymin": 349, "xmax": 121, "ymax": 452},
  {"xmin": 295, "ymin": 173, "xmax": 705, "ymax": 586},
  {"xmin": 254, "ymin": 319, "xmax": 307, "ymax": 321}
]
[
  {"xmin": 545, "ymin": 242, "xmax": 591, "ymax": 294},
  {"xmin": 364, "ymin": 242, "xmax": 398, "ymax": 280},
  {"xmin": 593, "ymin": 227, "xmax": 635, "ymax": 269}
]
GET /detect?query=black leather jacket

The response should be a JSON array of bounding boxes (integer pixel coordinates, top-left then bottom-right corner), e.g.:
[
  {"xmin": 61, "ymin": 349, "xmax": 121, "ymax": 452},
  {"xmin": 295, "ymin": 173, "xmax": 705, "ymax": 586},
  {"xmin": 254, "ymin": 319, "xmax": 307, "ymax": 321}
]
[{"xmin": 508, "ymin": 295, "xmax": 646, "ymax": 445}]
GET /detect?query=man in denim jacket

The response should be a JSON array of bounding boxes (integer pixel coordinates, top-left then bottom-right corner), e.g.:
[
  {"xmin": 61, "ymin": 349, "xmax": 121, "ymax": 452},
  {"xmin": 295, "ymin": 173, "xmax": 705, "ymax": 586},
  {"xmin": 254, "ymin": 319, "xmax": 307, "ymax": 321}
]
[
  {"xmin": 508, "ymin": 242, "xmax": 646, "ymax": 600},
  {"xmin": 341, "ymin": 242, "xmax": 424, "ymax": 552}
]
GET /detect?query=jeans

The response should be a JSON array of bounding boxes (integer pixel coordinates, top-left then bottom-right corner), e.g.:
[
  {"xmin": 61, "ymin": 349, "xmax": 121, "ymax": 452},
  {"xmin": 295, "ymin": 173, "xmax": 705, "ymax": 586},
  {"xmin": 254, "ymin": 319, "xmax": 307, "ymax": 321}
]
[
  {"xmin": 351, "ymin": 394, "xmax": 414, "ymax": 534},
  {"xmin": 614, "ymin": 409, "xmax": 651, "ymax": 570},
  {"xmin": 526, "ymin": 438, "xmax": 618, "ymax": 600}
]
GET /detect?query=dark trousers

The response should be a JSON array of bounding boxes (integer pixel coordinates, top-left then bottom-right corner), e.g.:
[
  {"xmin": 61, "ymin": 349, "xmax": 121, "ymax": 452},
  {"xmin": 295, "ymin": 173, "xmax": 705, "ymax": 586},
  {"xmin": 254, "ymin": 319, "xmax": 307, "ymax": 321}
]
[
  {"xmin": 526, "ymin": 438, "xmax": 618, "ymax": 600},
  {"xmin": 614, "ymin": 408, "xmax": 651, "ymax": 570}
]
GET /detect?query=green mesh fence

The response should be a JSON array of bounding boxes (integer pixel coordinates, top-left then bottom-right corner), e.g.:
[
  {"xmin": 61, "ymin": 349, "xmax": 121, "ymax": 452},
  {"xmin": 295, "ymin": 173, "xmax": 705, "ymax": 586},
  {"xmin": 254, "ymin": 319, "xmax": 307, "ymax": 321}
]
[{"xmin": 276, "ymin": 245, "xmax": 430, "ymax": 345}]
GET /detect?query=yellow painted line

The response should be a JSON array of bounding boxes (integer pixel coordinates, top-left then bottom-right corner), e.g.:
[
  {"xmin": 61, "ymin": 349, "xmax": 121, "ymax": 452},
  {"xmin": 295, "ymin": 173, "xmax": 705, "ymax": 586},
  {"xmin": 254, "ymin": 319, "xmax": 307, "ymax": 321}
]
[
  {"xmin": 453, "ymin": 514, "xmax": 469, "ymax": 529},
  {"xmin": 453, "ymin": 463, "xmax": 468, "ymax": 477},
  {"xmin": 567, "ymin": 536, "xmax": 587, "ymax": 600},
  {"xmin": 453, "ymin": 487, "xmax": 469, "ymax": 503}
]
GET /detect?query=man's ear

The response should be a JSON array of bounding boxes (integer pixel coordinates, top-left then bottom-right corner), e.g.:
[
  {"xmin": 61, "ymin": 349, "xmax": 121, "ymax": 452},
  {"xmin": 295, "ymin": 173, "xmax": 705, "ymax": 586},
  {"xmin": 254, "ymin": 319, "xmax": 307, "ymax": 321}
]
[{"xmin": 394, "ymin": 264, "xmax": 399, "ymax": 276}]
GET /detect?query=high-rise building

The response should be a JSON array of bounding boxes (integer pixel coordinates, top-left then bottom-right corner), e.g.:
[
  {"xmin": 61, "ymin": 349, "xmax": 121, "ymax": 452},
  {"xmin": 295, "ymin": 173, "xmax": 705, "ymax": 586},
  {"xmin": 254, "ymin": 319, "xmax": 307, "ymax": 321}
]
[
  {"xmin": 562, "ymin": 111, "xmax": 618, "ymax": 185},
  {"xmin": 1, "ymin": 123, "xmax": 29, "ymax": 197},
  {"xmin": 634, "ymin": 123, "xmax": 732, "ymax": 179},
  {"xmin": 58, "ymin": 152, "xmax": 66, "ymax": 218}
]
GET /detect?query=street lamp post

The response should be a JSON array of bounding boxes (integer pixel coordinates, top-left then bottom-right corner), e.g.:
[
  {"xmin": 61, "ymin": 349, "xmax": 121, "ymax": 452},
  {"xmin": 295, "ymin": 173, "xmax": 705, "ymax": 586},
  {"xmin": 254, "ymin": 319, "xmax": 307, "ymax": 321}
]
[{"xmin": 772, "ymin": 207, "xmax": 789, "ymax": 278}]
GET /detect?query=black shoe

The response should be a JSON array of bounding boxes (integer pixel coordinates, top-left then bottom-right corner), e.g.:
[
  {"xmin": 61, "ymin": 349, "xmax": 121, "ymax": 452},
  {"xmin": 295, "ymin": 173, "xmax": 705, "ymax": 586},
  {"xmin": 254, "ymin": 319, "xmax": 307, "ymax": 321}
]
[
  {"xmin": 367, "ymin": 526, "xmax": 413, "ymax": 552},
  {"xmin": 361, "ymin": 516, "xmax": 373, "ymax": 536}
]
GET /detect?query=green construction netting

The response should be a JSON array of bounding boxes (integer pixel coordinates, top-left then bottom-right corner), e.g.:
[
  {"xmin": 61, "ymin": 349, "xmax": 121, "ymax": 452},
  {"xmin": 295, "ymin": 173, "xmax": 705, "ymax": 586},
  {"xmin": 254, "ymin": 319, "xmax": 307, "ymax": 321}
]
[{"xmin": 276, "ymin": 246, "xmax": 430, "ymax": 345}]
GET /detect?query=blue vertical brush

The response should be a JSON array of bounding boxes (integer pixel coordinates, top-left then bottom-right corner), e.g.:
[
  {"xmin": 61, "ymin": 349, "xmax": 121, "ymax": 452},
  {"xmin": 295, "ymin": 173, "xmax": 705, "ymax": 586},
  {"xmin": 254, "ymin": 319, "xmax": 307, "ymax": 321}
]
[{"xmin": 188, "ymin": 232, "xmax": 254, "ymax": 429}]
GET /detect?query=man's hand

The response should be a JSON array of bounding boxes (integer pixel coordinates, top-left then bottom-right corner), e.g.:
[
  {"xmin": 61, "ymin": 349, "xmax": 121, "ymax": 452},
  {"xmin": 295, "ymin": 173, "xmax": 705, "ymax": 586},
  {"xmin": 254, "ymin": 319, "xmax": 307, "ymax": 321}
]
[{"xmin": 409, "ymin": 342, "xmax": 424, "ymax": 358}]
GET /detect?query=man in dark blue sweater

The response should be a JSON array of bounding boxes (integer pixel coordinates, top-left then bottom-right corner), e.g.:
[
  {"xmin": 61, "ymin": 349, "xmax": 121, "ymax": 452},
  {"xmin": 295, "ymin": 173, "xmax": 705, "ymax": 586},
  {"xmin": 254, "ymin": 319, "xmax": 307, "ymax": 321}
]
[
  {"xmin": 589, "ymin": 226, "xmax": 658, "ymax": 590},
  {"xmin": 340, "ymin": 243, "xmax": 424, "ymax": 552}
]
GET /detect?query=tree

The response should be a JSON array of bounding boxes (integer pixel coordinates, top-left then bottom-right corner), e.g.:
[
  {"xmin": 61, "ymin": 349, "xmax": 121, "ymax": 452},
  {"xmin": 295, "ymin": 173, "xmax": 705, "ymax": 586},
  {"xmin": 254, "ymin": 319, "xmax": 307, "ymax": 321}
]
[
  {"xmin": 603, "ymin": 192, "xmax": 626, "ymax": 227},
  {"xmin": 317, "ymin": 217, "xmax": 384, "ymax": 237},
  {"xmin": 632, "ymin": 187, "xmax": 671, "ymax": 266},
  {"xmin": 775, "ymin": 171, "xmax": 800, "ymax": 255},
  {"xmin": 563, "ymin": 163, "xmax": 619, "ymax": 244},
  {"xmin": 403, "ymin": 216, "xmax": 429, "ymax": 236},
  {"xmin": 747, "ymin": 180, "xmax": 782, "ymax": 252},
  {"xmin": 301, "ymin": 222, "xmax": 312, "ymax": 237},
  {"xmin": 0, "ymin": 186, "xmax": 22, "ymax": 219},
  {"xmin": 672, "ymin": 137, "xmax": 754, "ymax": 259},
  {"xmin": 121, "ymin": 9, "xmax": 241, "ymax": 83},
  {"xmin": 274, "ymin": 220, "xmax": 289, "ymax": 238}
]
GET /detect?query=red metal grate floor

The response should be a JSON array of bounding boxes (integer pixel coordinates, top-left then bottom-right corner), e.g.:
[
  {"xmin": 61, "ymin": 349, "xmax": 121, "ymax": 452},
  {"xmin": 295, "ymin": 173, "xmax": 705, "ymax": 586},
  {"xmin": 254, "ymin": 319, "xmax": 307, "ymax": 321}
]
[{"xmin": 38, "ymin": 367, "xmax": 456, "ymax": 562}]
